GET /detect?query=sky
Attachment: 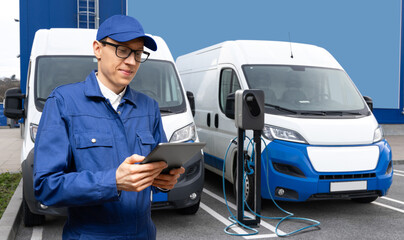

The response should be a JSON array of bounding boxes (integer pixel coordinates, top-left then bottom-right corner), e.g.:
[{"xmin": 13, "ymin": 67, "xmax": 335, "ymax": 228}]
[{"xmin": 0, "ymin": 0, "xmax": 20, "ymax": 79}]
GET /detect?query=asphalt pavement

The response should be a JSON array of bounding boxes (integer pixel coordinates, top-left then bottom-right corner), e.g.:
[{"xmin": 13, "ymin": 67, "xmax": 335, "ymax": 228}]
[
  {"xmin": 0, "ymin": 128, "xmax": 22, "ymax": 174},
  {"xmin": 0, "ymin": 126, "xmax": 403, "ymax": 240}
]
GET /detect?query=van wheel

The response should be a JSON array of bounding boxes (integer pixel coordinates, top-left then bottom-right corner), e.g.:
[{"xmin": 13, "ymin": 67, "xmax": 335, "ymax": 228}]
[
  {"xmin": 23, "ymin": 193, "xmax": 45, "ymax": 227},
  {"xmin": 233, "ymin": 169, "xmax": 255, "ymax": 209},
  {"xmin": 177, "ymin": 200, "xmax": 200, "ymax": 215},
  {"xmin": 351, "ymin": 196, "xmax": 378, "ymax": 203}
]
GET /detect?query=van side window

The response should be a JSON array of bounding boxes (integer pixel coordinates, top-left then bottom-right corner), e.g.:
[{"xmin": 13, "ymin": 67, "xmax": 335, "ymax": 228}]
[{"xmin": 219, "ymin": 68, "xmax": 241, "ymax": 112}]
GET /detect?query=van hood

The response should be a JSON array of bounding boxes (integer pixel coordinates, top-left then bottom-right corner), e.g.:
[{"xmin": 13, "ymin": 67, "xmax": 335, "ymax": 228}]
[{"xmin": 266, "ymin": 114, "xmax": 379, "ymax": 145}]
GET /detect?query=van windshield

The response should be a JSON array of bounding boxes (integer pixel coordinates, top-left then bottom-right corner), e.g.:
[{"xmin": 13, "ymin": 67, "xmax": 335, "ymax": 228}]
[
  {"xmin": 35, "ymin": 56, "xmax": 98, "ymax": 111},
  {"xmin": 35, "ymin": 56, "xmax": 185, "ymax": 114},
  {"xmin": 130, "ymin": 60, "xmax": 185, "ymax": 114},
  {"xmin": 242, "ymin": 65, "xmax": 369, "ymax": 117}
]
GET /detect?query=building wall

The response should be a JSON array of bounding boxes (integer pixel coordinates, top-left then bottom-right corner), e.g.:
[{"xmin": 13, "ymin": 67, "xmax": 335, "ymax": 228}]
[
  {"xmin": 0, "ymin": 103, "xmax": 6, "ymax": 126},
  {"xmin": 128, "ymin": 0, "xmax": 404, "ymax": 124},
  {"xmin": 19, "ymin": 0, "xmax": 126, "ymax": 94}
]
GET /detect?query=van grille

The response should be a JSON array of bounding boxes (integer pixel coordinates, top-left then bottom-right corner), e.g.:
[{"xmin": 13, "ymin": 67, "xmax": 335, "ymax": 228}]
[
  {"xmin": 309, "ymin": 190, "xmax": 380, "ymax": 200},
  {"xmin": 319, "ymin": 173, "xmax": 376, "ymax": 180}
]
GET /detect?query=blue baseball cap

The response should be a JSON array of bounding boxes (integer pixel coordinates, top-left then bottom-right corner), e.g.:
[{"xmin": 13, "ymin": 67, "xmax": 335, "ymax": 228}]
[{"xmin": 96, "ymin": 15, "xmax": 157, "ymax": 51}]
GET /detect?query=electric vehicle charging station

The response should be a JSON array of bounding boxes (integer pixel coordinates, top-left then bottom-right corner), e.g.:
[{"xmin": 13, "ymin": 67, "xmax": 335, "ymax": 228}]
[{"xmin": 234, "ymin": 89, "xmax": 265, "ymax": 226}]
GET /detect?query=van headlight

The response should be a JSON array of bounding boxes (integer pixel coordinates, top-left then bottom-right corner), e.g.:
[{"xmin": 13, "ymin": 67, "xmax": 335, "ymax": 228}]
[
  {"xmin": 373, "ymin": 125, "xmax": 384, "ymax": 143},
  {"xmin": 262, "ymin": 125, "xmax": 307, "ymax": 144},
  {"xmin": 30, "ymin": 123, "xmax": 38, "ymax": 143},
  {"xmin": 169, "ymin": 123, "xmax": 197, "ymax": 143}
]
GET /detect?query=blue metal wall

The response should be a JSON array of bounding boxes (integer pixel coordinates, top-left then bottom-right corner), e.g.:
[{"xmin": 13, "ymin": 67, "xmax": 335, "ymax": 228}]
[
  {"xmin": 18, "ymin": 0, "xmax": 404, "ymax": 124},
  {"xmin": 128, "ymin": 0, "xmax": 404, "ymax": 124},
  {"xmin": 372, "ymin": 1, "xmax": 404, "ymax": 124},
  {"xmin": 0, "ymin": 104, "xmax": 7, "ymax": 126},
  {"xmin": 19, "ymin": 0, "xmax": 126, "ymax": 94}
]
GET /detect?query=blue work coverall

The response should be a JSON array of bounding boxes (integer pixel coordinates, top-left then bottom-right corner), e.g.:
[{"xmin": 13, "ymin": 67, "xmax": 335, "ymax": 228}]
[{"xmin": 34, "ymin": 71, "xmax": 167, "ymax": 239}]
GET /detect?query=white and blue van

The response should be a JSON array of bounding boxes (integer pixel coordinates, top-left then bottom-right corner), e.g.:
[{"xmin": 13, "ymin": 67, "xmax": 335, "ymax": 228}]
[
  {"xmin": 4, "ymin": 28, "xmax": 203, "ymax": 226},
  {"xmin": 176, "ymin": 40, "xmax": 393, "ymax": 204}
]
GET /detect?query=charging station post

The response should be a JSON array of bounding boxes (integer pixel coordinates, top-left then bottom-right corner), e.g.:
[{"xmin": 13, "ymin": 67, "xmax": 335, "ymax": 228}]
[
  {"xmin": 235, "ymin": 89, "xmax": 265, "ymax": 226},
  {"xmin": 224, "ymin": 89, "xmax": 320, "ymax": 236}
]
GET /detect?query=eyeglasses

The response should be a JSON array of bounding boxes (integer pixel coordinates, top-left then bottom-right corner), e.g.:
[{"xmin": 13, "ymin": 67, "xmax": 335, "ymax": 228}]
[{"xmin": 100, "ymin": 41, "xmax": 150, "ymax": 63}]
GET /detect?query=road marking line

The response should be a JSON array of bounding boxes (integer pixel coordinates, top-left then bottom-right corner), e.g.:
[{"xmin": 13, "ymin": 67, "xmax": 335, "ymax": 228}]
[
  {"xmin": 31, "ymin": 226, "xmax": 43, "ymax": 240},
  {"xmin": 394, "ymin": 169, "xmax": 404, "ymax": 174},
  {"xmin": 372, "ymin": 201, "xmax": 404, "ymax": 213},
  {"xmin": 200, "ymin": 202, "xmax": 279, "ymax": 239},
  {"xmin": 200, "ymin": 202, "xmax": 250, "ymax": 236},
  {"xmin": 203, "ymin": 188, "xmax": 236, "ymax": 209},
  {"xmin": 203, "ymin": 188, "xmax": 286, "ymax": 235},
  {"xmin": 394, "ymin": 173, "xmax": 404, "ymax": 177},
  {"xmin": 381, "ymin": 196, "xmax": 404, "ymax": 205},
  {"xmin": 244, "ymin": 234, "xmax": 278, "ymax": 239}
]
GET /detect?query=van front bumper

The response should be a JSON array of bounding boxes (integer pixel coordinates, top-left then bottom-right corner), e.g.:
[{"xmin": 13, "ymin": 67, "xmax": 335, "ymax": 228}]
[
  {"xmin": 22, "ymin": 149, "xmax": 67, "ymax": 216},
  {"xmin": 151, "ymin": 152, "xmax": 204, "ymax": 210},
  {"xmin": 25, "ymin": 149, "xmax": 204, "ymax": 216},
  {"xmin": 260, "ymin": 139, "xmax": 393, "ymax": 202}
]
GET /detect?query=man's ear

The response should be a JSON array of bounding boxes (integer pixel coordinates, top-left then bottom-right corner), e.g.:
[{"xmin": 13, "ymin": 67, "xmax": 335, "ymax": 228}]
[{"xmin": 93, "ymin": 40, "xmax": 102, "ymax": 60}]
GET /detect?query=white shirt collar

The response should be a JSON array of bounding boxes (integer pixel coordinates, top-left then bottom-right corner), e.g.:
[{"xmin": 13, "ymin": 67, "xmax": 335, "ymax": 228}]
[{"xmin": 96, "ymin": 76, "xmax": 126, "ymax": 111}]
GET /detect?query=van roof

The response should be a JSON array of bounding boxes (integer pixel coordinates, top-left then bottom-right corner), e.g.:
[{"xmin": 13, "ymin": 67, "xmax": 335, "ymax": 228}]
[
  {"xmin": 30, "ymin": 28, "xmax": 173, "ymax": 62},
  {"xmin": 31, "ymin": 28, "xmax": 97, "ymax": 58},
  {"xmin": 176, "ymin": 40, "xmax": 343, "ymax": 72}
]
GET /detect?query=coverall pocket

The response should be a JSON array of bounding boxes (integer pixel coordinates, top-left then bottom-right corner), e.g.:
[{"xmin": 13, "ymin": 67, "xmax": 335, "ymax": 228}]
[
  {"xmin": 136, "ymin": 131, "xmax": 156, "ymax": 156},
  {"xmin": 74, "ymin": 133, "xmax": 113, "ymax": 149},
  {"xmin": 73, "ymin": 132, "xmax": 115, "ymax": 170}
]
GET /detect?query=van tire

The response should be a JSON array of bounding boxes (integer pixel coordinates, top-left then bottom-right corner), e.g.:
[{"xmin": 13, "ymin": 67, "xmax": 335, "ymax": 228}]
[
  {"xmin": 351, "ymin": 196, "xmax": 378, "ymax": 203},
  {"xmin": 23, "ymin": 193, "xmax": 45, "ymax": 227},
  {"xmin": 177, "ymin": 200, "xmax": 200, "ymax": 215},
  {"xmin": 233, "ymin": 168, "xmax": 255, "ymax": 209}
]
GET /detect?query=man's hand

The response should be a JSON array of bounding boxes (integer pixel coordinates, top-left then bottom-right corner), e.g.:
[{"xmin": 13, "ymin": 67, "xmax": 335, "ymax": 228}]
[
  {"xmin": 116, "ymin": 154, "xmax": 167, "ymax": 192},
  {"xmin": 152, "ymin": 167, "xmax": 185, "ymax": 190}
]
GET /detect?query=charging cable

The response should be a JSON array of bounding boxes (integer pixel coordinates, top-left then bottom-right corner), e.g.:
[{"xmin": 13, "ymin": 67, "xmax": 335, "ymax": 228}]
[{"xmin": 222, "ymin": 136, "xmax": 320, "ymax": 237}]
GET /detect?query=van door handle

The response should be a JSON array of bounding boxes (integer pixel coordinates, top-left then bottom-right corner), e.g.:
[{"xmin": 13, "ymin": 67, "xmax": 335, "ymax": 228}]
[
  {"xmin": 214, "ymin": 114, "xmax": 219, "ymax": 128},
  {"xmin": 207, "ymin": 113, "xmax": 211, "ymax": 127}
]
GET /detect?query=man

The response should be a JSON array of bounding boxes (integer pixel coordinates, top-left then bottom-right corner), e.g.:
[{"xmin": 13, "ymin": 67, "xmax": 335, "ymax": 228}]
[{"xmin": 34, "ymin": 15, "xmax": 184, "ymax": 239}]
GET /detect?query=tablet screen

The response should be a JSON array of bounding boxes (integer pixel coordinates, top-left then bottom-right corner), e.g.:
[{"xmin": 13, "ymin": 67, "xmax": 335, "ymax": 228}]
[{"xmin": 141, "ymin": 142, "xmax": 206, "ymax": 172}]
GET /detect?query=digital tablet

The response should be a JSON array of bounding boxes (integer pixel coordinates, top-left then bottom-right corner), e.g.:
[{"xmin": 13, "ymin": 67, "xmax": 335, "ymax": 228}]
[{"xmin": 141, "ymin": 142, "xmax": 206, "ymax": 173}]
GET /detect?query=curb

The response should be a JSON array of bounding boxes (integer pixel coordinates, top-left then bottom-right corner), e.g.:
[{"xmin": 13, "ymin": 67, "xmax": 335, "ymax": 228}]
[
  {"xmin": 0, "ymin": 180, "xmax": 22, "ymax": 240},
  {"xmin": 393, "ymin": 160, "xmax": 404, "ymax": 165}
]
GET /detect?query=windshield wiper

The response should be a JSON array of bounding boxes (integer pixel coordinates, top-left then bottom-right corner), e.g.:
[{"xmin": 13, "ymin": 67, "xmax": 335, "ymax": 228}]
[
  {"xmin": 333, "ymin": 111, "xmax": 362, "ymax": 116},
  {"xmin": 323, "ymin": 111, "xmax": 363, "ymax": 116},
  {"xmin": 300, "ymin": 111, "xmax": 327, "ymax": 116},
  {"xmin": 160, "ymin": 109, "xmax": 174, "ymax": 114},
  {"xmin": 301, "ymin": 111, "xmax": 363, "ymax": 116},
  {"xmin": 36, "ymin": 97, "xmax": 48, "ymax": 103},
  {"xmin": 265, "ymin": 103, "xmax": 298, "ymax": 114}
]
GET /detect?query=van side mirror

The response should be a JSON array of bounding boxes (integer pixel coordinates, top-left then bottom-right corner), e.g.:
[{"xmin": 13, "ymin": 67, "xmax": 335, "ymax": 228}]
[
  {"xmin": 4, "ymin": 87, "xmax": 25, "ymax": 119},
  {"xmin": 186, "ymin": 91, "xmax": 195, "ymax": 116},
  {"xmin": 363, "ymin": 96, "xmax": 373, "ymax": 112},
  {"xmin": 225, "ymin": 93, "xmax": 235, "ymax": 119}
]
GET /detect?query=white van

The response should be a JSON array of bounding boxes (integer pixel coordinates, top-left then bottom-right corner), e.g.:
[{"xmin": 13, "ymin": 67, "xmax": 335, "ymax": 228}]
[
  {"xmin": 176, "ymin": 40, "xmax": 393, "ymax": 204},
  {"xmin": 4, "ymin": 28, "xmax": 203, "ymax": 226}
]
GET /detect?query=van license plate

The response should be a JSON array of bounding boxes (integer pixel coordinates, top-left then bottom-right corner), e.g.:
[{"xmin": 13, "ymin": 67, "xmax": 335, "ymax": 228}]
[{"xmin": 330, "ymin": 181, "xmax": 367, "ymax": 192}]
